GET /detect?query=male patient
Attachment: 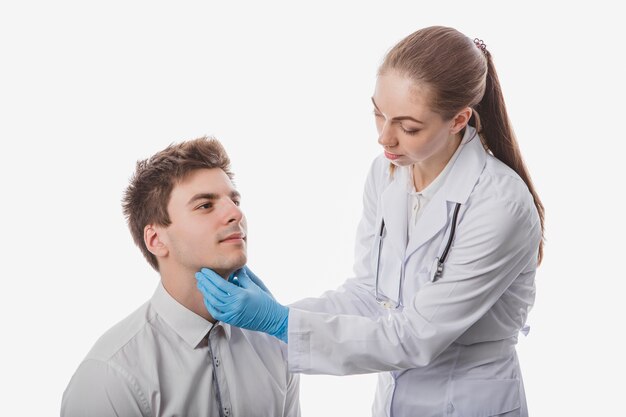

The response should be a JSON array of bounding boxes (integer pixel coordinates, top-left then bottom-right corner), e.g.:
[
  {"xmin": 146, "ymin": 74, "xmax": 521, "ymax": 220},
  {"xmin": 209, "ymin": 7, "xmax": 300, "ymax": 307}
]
[{"xmin": 62, "ymin": 137, "xmax": 300, "ymax": 417}]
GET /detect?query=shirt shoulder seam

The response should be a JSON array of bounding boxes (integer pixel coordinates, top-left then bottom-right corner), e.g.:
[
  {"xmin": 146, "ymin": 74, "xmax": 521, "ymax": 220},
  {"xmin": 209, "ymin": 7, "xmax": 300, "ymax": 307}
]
[{"xmin": 81, "ymin": 357, "xmax": 153, "ymax": 416}]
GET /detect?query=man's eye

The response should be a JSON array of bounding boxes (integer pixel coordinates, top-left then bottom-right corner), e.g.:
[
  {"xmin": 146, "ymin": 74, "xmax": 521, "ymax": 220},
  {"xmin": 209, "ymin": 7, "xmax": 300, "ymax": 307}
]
[{"xmin": 198, "ymin": 203, "xmax": 213, "ymax": 209}]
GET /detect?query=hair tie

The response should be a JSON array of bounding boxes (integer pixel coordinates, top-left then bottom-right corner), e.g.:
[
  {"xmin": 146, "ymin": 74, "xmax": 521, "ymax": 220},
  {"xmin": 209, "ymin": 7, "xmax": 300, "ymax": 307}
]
[{"xmin": 473, "ymin": 38, "xmax": 488, "ymax": 56}]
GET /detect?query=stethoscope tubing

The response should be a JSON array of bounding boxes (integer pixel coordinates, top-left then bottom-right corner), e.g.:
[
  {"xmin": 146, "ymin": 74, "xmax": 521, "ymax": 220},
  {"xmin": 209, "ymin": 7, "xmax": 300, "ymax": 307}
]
[{"xmin": 375, "ymin": 202, "xmax": 462, "ymax": 308}]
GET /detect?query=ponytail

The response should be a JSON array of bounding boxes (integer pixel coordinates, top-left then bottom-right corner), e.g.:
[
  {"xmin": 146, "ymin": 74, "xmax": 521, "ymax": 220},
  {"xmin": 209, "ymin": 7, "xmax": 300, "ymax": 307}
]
[{"xmin": 472, "ymin": 55, "xmax": 545, "ymax": 264}]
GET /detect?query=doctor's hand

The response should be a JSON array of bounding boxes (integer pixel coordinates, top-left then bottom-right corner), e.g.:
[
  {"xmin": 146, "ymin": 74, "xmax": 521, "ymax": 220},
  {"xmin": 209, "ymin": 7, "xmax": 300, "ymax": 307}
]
[
  {"xmin": 196, "ymin": 267, "xmax": 289, "ymax": 343},
  {"xmin": 229, "ymin": 266, "xmax": 275, "ymax": 299}
]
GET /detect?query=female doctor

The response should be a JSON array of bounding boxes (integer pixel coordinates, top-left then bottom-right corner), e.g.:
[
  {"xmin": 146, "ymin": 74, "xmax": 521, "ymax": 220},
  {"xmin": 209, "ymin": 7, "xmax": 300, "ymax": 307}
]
[{"xmin": 196, "ymin": 26, "xmax": 545, "ymax": 416}]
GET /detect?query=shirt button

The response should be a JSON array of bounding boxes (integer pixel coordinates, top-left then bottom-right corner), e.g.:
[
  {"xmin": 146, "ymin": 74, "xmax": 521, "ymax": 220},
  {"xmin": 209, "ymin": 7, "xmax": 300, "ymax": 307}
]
[
  {"xmin": 215, "ymin": 358, "xmax": 220, "ymax": 366},
  {"xmin": 224, "ymin": 407, "xmax": 230, "ymax": 416}
]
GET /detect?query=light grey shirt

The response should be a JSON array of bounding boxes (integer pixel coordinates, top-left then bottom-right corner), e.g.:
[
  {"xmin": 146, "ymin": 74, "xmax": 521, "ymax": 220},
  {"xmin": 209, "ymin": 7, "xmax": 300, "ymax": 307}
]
[{"xmin": 61, "ymin": 283, "xmax": 300, "ymax": 417}]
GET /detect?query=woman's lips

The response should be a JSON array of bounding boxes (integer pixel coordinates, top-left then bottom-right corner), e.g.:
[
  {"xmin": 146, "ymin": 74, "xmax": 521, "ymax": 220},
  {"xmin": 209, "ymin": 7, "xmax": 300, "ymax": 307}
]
[{"xmin": 384, "ymin": 150, "xmax": 401, "ymax": 160}]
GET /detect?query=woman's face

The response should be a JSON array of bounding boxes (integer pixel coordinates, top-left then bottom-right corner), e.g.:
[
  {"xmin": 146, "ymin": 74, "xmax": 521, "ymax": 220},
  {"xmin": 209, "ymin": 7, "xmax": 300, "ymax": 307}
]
[{"xmin": 372, "ymin": 71, "xmax": 464, "ymax": 167}]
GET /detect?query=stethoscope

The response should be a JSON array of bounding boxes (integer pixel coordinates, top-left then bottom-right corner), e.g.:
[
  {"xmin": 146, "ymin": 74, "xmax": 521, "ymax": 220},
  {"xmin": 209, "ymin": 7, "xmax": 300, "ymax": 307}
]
[{"xmin": 374, "ymin": 202, "xmax": 462, "ymax": 309}]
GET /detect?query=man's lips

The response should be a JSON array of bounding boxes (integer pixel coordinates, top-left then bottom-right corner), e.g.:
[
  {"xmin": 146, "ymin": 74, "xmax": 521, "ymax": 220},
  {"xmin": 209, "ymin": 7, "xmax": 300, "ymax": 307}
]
[{"xmin": 219, "ymin": 232, "xmax": 246, "ymax": 243}]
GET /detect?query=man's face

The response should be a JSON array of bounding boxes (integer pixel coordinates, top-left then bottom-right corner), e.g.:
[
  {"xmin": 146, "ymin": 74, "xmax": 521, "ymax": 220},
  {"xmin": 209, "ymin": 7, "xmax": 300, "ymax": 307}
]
[{"xmin": 157, "ymin": 168, "xmax": 247, "ymax": 277}]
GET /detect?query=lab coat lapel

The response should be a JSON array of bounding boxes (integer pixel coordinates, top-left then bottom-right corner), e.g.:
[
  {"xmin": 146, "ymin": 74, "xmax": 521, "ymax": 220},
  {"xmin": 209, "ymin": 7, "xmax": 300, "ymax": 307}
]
[
  {"xmin": 380, "ymin": 167, "xmax": 408, "ymax": 260},
  {"xmin": 405, "ymin": 129, "xmax": 488, "ymax": 258},
  {"xmin": 405, "ymin": 194, "xmax": 449, "ymax": 258}
]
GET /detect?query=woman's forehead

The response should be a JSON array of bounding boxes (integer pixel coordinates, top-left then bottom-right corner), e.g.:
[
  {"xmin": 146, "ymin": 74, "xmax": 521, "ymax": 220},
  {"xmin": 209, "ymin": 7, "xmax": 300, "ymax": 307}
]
[{"xmin": 374, "ymin": 73, "xmax": 435, "ymax": 119}]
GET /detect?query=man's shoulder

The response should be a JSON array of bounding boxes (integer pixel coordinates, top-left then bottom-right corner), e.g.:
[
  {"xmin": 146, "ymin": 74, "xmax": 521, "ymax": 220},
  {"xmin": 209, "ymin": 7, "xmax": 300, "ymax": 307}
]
[
  {"xmin": 84, "ymin": 300, "xmax": 156, "ymax": 363},
  {"xmin": 62, "ymin": 301, "xmax": 158, "ymax": 417}
]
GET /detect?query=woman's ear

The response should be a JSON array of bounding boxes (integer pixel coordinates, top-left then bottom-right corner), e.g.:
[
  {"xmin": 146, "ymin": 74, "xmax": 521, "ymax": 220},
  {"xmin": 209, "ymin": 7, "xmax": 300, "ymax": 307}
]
[
  {"xmin": 144, "ymin": 224, "xmax": 169, "ymax": 258},
  {"xmin": 450, "ymin": 107, "xmax": 472, "ymax": 135}
]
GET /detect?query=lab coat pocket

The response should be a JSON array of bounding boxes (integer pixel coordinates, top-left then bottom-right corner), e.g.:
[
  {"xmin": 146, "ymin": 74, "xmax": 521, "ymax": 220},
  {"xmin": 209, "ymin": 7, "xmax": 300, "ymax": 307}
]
[{"xmin": 451, "ymin": 378, "xmax": 520, "ymax": 417}]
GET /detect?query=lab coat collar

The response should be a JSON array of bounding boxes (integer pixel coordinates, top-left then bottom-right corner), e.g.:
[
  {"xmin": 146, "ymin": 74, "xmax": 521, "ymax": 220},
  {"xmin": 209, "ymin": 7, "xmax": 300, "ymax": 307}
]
[
  {"xmin": 404, "ymin": 126, "xmax": 487, "ymax": 257},
  {"xmin": 443, "ymin": 126, "xmax": 487, "ymax": 205},
  {"xmin": 151, "ymin": 282, "xmax": 230, "ymax": 349},
  {"xmin": 380, "ymin": 167, "xmax": 409, "ymax": 258}
]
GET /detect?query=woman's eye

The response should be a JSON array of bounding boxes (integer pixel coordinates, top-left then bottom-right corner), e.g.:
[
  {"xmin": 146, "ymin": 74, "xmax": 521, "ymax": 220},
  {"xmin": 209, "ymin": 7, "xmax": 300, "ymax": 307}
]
[
  {"xmin": 372, "ymin": 110, "xmax": 383, "ymax": 118},
  {"xmin": 233, "ymin": 200, "xmax": 241, "ymax": 206},
  {"xmin": 401, "ymin": 126, "xmax": 419, "ymax": 135}
]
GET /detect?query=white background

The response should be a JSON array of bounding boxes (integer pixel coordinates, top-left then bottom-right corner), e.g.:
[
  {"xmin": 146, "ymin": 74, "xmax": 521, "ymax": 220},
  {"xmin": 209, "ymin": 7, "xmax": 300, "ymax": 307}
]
[{"xmin": 1, "ymin": 1, "xmax": 624, "ymax": 415}]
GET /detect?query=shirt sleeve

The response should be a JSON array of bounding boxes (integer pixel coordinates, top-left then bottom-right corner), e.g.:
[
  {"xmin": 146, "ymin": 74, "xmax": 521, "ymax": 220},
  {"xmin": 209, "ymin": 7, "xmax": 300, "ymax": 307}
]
[
  {"xmin": 61, "ymin": 359, "xmax": 151, "ymax": 417},
  {"xmin": 288, "ymin": 194, "xmax": 541, "ymax": 375}
]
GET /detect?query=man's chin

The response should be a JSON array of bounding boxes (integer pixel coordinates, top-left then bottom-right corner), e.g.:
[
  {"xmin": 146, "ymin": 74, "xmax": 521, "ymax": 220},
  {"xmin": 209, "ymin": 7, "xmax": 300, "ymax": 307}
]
[
  {"xmin": 204, "ymin": 254, "xmax": 247, "ymax": 279},
  {"xmin": 230, "ymin": 253, "xmax": 247, "ymax": 271}
]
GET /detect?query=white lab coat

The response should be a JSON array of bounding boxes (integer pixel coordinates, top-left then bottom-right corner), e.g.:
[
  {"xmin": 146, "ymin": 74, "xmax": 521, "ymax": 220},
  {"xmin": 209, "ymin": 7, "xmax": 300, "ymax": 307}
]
[{"xmin": 288, "ymin": 126, "xmax": 541, "ymax": 417}]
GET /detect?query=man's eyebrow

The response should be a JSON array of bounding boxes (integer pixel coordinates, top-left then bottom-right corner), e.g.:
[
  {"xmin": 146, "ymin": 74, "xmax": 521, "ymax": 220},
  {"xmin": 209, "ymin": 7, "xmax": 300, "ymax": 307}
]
[
  {"xmin": 187, "ymin": 191, "xmax": 241, "ymax": 205},
  {"xmin": 188, "ymin": 193, "xmax": 217, "ymax": 205},
  {"xmin": 371, "ymin": 97, "xmax": 424, "ymax": 124}
]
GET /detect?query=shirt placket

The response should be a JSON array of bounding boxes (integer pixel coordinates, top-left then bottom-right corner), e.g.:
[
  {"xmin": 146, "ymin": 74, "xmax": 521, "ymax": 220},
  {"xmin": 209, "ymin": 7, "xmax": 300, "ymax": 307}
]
[
  {"xmin": 207, "ymin": 325, "xmax": 233, "ymax": 417},
  {"xmin": 407, "ymin": 193, "xmax": 422, "ymax": 240}
]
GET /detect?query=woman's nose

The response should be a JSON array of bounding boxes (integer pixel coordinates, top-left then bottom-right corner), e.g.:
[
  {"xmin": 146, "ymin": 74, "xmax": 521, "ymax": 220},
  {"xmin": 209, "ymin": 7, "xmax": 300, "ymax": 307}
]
[{"xmin": 377, "ymin": 122, "xmax": 396, "ymax": 148}]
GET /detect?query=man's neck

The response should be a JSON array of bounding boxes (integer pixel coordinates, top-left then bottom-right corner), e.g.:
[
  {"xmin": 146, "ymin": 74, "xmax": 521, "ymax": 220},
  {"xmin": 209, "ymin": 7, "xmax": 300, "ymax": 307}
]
[{"xmin": 159, "ymin": 265, "xmax": 229, "ymax": 323}]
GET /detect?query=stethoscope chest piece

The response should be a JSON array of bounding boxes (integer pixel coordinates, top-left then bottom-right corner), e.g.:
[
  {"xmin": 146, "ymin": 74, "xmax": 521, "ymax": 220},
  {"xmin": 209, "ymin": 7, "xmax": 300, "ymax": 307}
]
[
  {"xmin": 380, "ymin": 300, "xmax": 397, "ymax": 310},
  {"xmin": 431, "ymin": 257, "xmax": 443, "ymax": 282}
]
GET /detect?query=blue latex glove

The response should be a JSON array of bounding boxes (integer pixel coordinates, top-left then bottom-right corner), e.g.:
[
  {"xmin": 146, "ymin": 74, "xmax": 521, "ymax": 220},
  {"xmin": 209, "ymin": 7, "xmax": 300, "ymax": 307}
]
[
  {"xmin": 196, "ymin": 267, "xmax": 289, "ymax": 343},
  {"xmin": 228, "ymin": 266, "xmax": 274, "ymax": 299}
]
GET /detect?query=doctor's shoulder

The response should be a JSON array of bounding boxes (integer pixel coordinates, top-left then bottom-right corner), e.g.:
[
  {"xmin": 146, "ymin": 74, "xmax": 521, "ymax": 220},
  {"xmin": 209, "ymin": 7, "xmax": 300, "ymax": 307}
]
[
  {"xmin": 365, "ymin": 154, "xmax": 395, "ymax": 190},
  {"xmin": 470, "ymin": 154, "xmax": 541, "ymax": 231}
]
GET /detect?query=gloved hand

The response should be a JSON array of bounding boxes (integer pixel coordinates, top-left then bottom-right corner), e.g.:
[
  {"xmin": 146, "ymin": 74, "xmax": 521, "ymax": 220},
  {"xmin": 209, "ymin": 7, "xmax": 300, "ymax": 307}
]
[
  {"xmin": 196, "ymin": 267, "xmax": 289, "ymax": 343},
  {"xmin": 228, "ymin": 266, "xmax": 275, "ymax": 299}
]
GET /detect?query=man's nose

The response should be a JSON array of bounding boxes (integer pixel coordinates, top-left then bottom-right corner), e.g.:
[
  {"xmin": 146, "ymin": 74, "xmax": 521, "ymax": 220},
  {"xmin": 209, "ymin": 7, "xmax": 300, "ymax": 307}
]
[{"xmin": 224, "ymin": 200, "xmax": 243, "ymax": 224}]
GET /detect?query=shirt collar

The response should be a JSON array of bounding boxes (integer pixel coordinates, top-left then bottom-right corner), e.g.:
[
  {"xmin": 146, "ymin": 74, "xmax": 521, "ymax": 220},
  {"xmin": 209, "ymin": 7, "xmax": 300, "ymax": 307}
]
[{"xmin": 150, "ymin": 282, "xmax": 232, "ymax": 348}]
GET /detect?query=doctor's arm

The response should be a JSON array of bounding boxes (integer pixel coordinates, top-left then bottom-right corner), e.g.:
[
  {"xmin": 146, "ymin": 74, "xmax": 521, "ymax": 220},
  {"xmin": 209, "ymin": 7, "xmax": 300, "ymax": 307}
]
[
  {"xmin": 194, "ymin": 158, "xmax": 387, "ymax": 341},
  {"xmin": 289, "ymin": 156, "xmax": 385, "ymax": 318},
  {"xmin": 287, "ymin": 196, "xmax": 541, "ymax": 375},
  {"xmin": 217, "ymin": 156, "xmax": 386, "ymax": 319}
]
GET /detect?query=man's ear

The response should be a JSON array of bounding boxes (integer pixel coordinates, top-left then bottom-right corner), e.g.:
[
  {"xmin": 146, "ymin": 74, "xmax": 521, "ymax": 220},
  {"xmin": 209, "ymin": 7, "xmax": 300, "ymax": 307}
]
[
  {"xmin": 450, "ymin": 107, "xmax": 472, "ymax": 135},
  {"xmin": 144, "ymin": 224, "xmax": 169, "ymax": 258}
]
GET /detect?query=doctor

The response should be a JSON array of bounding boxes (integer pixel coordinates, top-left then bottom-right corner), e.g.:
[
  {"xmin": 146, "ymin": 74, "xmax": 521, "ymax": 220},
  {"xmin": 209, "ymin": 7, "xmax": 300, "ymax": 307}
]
[{"xmin": 196, "ymin": 26, "xmax": 544, "ymax": 416}]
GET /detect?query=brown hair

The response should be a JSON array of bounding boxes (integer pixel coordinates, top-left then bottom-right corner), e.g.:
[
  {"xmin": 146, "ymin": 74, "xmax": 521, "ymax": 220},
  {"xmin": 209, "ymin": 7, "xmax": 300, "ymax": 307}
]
[
  {"xmin": 122, "ymin": 136, "xmax": 233, "ymax": 270},
  {"xmin": 379, "ymin": 26, "xmax": 545, "ymax": 264}
]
